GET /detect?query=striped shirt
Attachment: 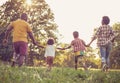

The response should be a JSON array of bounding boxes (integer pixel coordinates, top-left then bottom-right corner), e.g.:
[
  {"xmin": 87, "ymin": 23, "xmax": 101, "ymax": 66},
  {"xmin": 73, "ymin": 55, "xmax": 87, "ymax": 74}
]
[
  {"xmin": 71, "ymin": 38, "xmax": 85, "ymax": 52},
  {"xmin": 95, "ymin": 25, "xmax": 115, "ymax": 46}
]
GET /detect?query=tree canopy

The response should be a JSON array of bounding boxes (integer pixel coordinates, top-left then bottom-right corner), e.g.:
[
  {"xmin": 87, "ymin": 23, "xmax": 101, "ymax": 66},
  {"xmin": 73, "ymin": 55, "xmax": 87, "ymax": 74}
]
[
  {"xmin": 0, "ymin": 0, "xmax": 60, "ymax": 65},
  {"xmin": 110, "ymin": 23, "xmax": 120, "ymax": 69}
]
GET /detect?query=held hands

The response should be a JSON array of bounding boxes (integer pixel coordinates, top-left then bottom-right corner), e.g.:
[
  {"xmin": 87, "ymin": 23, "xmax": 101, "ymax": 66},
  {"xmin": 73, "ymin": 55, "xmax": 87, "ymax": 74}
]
[
  {"xmin": 36, "ymin": 42, "xmax": 44, "ymax": 48},
  {"xmin": 61, "ymin": 48, "xmax": 66, "ymax": 50},
  {"xmin": 57, "ymin": 48, "xmax": 66, "ymax": 50},
  {"xmin": 86, "ymin": 36, "xmax": 96, "ymax": 47},
  {"xmin": 86, "ymin": 40, "xmax": 93, "ymax": 47},
  {"xmin": 86, "ymin": 43, "xmax": 91, "ymax": 47},
  {"xmin": 37, "ymin": 44, "xmax": 44, "ymax": 48},
  {"xmin": 56, "ymin": 48, "xmax": 62, "ymax": 50},
  {"xmin": 32, "ymin": 41, "xmax": 44, "ymax": 48}
]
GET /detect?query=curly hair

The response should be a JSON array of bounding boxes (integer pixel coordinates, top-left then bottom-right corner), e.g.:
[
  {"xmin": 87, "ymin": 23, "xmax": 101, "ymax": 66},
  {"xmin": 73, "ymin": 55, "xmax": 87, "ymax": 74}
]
[
  {"xmin": 102, "ymin": 16, "xmax": 110, "ymax": 25},
  {"xmin": 21, "ymin": 13, "xmax": 28, "ymax": 21},
  {"xmin": 47, "ymin": 38, "xmax": 54, "ymax": 45}
]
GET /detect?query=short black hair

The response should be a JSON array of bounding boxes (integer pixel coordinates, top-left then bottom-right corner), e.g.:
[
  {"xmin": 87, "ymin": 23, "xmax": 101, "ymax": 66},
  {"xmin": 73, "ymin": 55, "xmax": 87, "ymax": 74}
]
[
  {"xmin": 21, "ymin": 13, "xmax": 28, "ymax": 21},
  {"xmin": 47, "ymin": 38, "xmax": 54, "ymax": 45},
  {"xmin": 73, "ymin": 31, "xmax": 79, "ymax": 38},
  {"xmin": 102, "ymin": 16, "xmax": 110, "ymax": 25}
]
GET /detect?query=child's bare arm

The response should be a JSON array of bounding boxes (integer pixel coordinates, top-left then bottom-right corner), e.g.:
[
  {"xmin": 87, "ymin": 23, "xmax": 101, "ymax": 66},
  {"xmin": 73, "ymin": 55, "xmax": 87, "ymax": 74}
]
[
  {"xmin": 87, "ymin": 36, "xmax": 96, "ymax": 46},
  {"xmin": 82, "ymin": 40, "xmax": 89, "ymax": 47},
  {"xmin": 65, "ymin": 45, "xmax": 71, "ymax": 49},
  {"xmin": 56, "ymin": 47, "xmax": 63, "ymax": 50},
  {"xmin": 57, "ymin": 45, "xmax": 71, "ymax": 50},
  {"xmin": 38, "ymin": 45, "xmax": 44, "ymax": 48},
  {"xmin": 37, "ymin": 44, "xmax": 44, "ymax": 48}
]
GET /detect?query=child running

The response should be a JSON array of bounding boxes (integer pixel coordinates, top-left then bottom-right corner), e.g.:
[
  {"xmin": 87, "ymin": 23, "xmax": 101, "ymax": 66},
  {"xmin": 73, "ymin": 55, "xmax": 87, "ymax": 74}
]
[
  {"xmin": 3, "ymin": 13, "xmax": 38, "ymax": 67},
  {"xmin": 62, "ymin": 31, "xmax": 88, "ymax": 70},
  {"xmin": 40, "ymin": 38, "xmax": 61, "ymax": 71},
  {"xmin": 44, "ymin": 38, "xmax": 55, "ymax": 71},
  {"xmin": 88, "ymin": 16, "xmax": 116, "ymax": 72}
]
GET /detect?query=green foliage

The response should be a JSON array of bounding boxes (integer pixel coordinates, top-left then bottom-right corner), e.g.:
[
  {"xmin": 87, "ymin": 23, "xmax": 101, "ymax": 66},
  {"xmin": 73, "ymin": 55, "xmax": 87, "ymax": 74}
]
[
  {"xmin": 86, "ymin": 47, "xmax": 101, "ymax": 68},
  {"xmin": 0, "ymin": 0, "xmax": 60, "ymax": 64},
  {"xmin": 110, "ymin": 23, "xmax": 120, "ymax": 69},
  {"xmin": 90, "ymin": 70, "xmax": 120, "ymax": 83},
  {"xmin": 0, "ymin": 63, "xmax": 120, "ymax": 83}
]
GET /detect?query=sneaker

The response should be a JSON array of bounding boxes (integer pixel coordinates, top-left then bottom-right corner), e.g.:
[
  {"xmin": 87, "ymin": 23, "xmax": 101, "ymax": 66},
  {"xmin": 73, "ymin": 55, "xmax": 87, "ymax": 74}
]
[
  {"xmin": 102, "ymin": 64, "xmax": 107, "ymax": 71},
  {"xmin": 11, "ymin": 61, "xmax": 16, "ymax": 67},
  {"xmin": 88, "ymin": 65, "xmax": 92, "ymax": 70},
  {"xmin": 83, "ymin": 65, "xmax": 88, "ymax": 71},
  {"xmin": 46, "ymin": 67, "xmax": 51, "ymax": 72}
]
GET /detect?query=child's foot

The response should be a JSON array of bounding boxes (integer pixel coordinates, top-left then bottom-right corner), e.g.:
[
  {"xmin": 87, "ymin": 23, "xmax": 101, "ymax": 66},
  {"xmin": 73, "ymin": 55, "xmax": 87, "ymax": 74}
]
[
  {"xmin": 105, "ymin": 66, "xmax": 109, "ymax": 72},
  {"xmin": 46, "ymin": 67, "xmax": 51, "ymax": 72},
  {"xmin": 102, "ymin": 64, "xmax": 107, "ymax": 71},
  {"xmin": 75, "ymin": 64, "xmax": 77, "ymax": 70},
  {"xmin": 11, "ymin": 61, "xmax": 16, "ymax": 67},
  {"xmin": 88, "ymin": 65, "xmax": 91, "ymax": 70},
  {"xmin": 83, "ymin": 66, "xmax": 88, "ymax": 71}
]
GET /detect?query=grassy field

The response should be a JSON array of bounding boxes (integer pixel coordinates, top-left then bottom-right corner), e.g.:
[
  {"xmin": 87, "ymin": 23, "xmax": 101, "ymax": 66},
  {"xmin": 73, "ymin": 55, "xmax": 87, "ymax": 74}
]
[{"xmin": 0, "ymin": 63, "xmax": 120, "ymax": 83}]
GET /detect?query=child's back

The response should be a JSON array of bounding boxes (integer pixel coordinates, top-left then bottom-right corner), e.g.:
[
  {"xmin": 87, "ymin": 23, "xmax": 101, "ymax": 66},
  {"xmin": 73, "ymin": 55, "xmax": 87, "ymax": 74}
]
[{"xmin": 71, "ymin": 38, "xmax": 86, "ymax": 52}]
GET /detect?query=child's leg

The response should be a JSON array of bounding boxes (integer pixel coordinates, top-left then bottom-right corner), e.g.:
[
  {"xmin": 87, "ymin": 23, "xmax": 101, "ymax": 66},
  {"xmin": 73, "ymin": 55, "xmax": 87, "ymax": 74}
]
[
  {"xmin": 49, "ymin": 57, "xmax": 54, "ymax": 70},
  {"xmin": 46, "ymin": 56, "xmax": 49, "ymax": 68},
  {"xmin": 75, "ymin": 56, "xmax": 78, "ymax": 70},
  {"xmin": 100, "ymin": 46, "xmax": 107, "ymax": 71},
  {"xmin": 13, "ymin": 42, "xmax": 20, "ymax": 67},
  {"xmin": 18, "ymin": 43, "xmax": 27, "ymax": 67},
  {"xmin": 82, "ymin": 56, "xmax": 88, "ymax": 70},
  {"xmin": 14, "ymin": 41, "xmax": 28, "ymax": 67},
  {"xmin": 18, "ymin": 55, "xmax": 25, "ymax": 67},
  {"xmin": 11, "ymin": 53, "xmax": 16, "ymax": 67},
  {"xmin": 46, "ymin": 56, "xmax": 51, "ymax": 70},
  {"xmin": 105, "ymin": 44, "xmax": 112, "ymax": 71},
  {"xmin": 11, "ymin": 53, "xmax": 20, "ymax": 67}
]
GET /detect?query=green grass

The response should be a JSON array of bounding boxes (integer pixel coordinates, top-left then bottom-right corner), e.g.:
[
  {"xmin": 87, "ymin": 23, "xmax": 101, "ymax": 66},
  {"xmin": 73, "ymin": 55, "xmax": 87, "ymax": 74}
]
[{"xmin": 0, "ymin": 64, "xmax": 120, "ymax": 83}]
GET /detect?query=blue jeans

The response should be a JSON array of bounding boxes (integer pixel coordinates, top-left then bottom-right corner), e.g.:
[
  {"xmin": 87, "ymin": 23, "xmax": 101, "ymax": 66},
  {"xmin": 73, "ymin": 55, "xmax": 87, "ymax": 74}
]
[{"xmin": 99, "ymin": 43, "xmax": 112, "ymax": 67}]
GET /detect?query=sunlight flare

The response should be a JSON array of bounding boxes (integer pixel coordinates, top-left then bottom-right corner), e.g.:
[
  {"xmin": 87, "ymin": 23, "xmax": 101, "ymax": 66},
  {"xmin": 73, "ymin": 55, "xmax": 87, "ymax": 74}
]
[{"xmin": 26, "ymin": 0, "xmax": 32, "ymax": 5}]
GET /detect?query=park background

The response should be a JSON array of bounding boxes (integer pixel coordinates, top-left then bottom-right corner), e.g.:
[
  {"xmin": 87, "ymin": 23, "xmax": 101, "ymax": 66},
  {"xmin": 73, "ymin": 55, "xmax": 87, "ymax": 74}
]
[{"xmin": 0, "ymin": 0, "xmax": 120, "ymax": 83}]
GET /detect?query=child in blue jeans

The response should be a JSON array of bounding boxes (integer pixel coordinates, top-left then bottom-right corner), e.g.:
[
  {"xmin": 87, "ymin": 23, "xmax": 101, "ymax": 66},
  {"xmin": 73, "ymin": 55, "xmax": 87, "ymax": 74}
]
[{"xmin": 88, "ymin": 16, "xmax": 116, "ymax": 71}]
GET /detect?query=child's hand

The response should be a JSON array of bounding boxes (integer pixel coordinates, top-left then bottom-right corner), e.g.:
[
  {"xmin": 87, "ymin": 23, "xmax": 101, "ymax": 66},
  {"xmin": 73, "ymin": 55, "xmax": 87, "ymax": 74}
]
[
  {"xmin": 86, "ymin": 44, "xmax": 90, "ymax": 47},
  {"xmin": 86, "ymin": 43, "xmax": 91, "ymax": 47},
  {"xmin": 57, "ymin": 48, "xmax": 62, "ymax": 50},
  {"xmin": 61, "ymin": 48, "xmax": 66, "ymax": 50},
  {"xmin": 35, "ymin": 42, "xmax": 44, "ymax": 48},
  {"xmin": 38, "ymin": 45, "xmax": 44, "ymax": 48},
  {"xmin": 63, "ymin": 48, "xmax": 66, "ymax": 50},
  {"xmin": 57, "ymin": 48, "xmax": 65, "ymax": 50}
]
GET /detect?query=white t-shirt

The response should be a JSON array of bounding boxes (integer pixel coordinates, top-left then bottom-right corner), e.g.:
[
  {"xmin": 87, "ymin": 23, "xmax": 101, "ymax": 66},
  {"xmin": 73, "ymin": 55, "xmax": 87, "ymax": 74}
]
[{"xmin": 44, "ymin": 45, "xmax": 55, "ymax": 57}]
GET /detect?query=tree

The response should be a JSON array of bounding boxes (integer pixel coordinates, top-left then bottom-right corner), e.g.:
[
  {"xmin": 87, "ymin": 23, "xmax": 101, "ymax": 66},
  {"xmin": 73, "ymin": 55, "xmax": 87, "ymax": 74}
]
[
  {"xmin": 0, "ymin": 0, "xmax": 60, "ymax": 65},
  {"xmin": 110, "ymin": 23, "xmax": 120, "ymax": 69}
]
